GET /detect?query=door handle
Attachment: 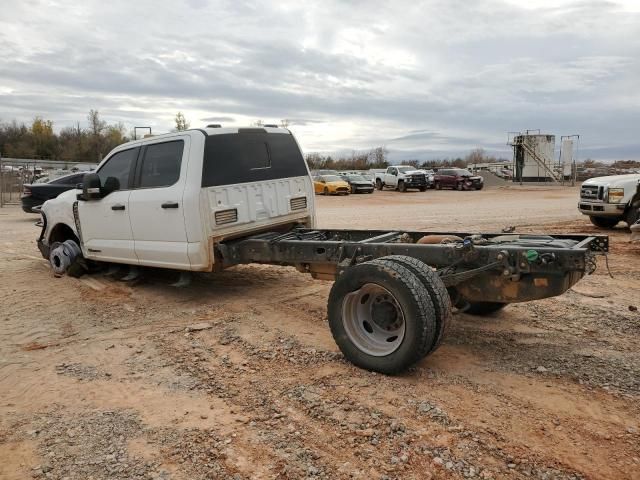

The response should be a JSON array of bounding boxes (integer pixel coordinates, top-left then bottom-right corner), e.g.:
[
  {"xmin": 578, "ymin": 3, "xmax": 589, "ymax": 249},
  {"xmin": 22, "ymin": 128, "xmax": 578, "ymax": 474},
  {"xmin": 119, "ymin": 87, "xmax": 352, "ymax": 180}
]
[
  {"xmin": 111, "ymin": 204, "xmax": 125, "ymax": 211},
  {"xmin": 161, "ymin": 202, "xmax": 179, "ymax": 209}
]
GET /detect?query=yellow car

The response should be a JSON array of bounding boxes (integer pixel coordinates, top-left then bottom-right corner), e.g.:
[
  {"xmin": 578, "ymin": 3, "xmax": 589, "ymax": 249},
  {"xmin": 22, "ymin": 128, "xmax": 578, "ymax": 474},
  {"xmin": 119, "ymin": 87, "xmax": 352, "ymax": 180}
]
[{"xmin": 314, "ymin": 175, "xmax": 350, "ymax": 195}]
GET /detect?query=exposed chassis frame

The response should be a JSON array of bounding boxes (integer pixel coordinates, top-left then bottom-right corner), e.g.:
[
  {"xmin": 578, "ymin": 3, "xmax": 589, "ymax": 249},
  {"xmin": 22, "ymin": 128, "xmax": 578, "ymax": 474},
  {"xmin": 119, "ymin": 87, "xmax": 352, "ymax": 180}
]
[{"xmin": 219, "ymin": 228, "xmax": 608, "ymax": 304}]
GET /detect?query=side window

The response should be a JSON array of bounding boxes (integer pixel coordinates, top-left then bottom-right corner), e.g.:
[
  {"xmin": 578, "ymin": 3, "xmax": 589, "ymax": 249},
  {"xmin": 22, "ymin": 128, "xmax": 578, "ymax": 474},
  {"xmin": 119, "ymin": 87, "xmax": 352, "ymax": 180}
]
[
  {"xmin": 50, "ymin": 175, "xmax": 72, "ymax": 185},
  {"xmin": 97, "ymin": 148, "xmax": 138, "ymax": 190},
  {"xmin": 139, "ymin": 140, "xmax": 184, "ymax": 188},
  {"xmin": 66, "ymin": 174, "xmax": 84, "ymax": 185}
]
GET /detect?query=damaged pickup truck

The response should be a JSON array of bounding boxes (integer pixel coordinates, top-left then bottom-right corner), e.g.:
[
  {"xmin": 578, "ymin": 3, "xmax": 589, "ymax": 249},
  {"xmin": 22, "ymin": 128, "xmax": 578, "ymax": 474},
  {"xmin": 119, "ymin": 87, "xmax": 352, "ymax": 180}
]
[{"xmin": 37, "ymin": 126, "xmax": 608, "ymax": 374}]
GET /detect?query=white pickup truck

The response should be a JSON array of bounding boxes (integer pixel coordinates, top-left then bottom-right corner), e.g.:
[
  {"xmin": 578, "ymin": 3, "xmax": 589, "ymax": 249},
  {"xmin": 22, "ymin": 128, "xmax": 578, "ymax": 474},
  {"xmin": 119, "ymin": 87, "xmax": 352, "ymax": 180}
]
[
  {"xmin": 37, "ymin": 126, "xmax": 608, "ymax": 374},
  {"xmin": 578, "ymin": 174, "xmax": 640, "ymax": 228},
  {"xmin": 374, "ymin": 166, "xmax": 428, "ymax": 192}
]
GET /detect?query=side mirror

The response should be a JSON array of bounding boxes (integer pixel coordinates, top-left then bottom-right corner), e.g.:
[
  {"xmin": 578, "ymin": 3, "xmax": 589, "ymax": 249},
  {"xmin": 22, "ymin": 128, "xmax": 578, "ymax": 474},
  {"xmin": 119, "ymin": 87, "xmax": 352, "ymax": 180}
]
[
  {"xmin": 82, "ymin": 173, "xmax": 102, "ymax": 200},
  {"xmin": 102, "ymin": 176, "xmax": 120, "ymax": 196}
]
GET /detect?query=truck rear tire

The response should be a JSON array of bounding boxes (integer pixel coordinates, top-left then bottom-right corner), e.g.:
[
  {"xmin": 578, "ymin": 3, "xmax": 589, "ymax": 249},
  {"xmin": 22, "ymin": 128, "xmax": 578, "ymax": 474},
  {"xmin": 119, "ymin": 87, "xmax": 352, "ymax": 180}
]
[
  {"xmin": 589, "ymin": 216, "xmax": 619, "ymax": 229},
  {"xmin": 328, "ymin": 258, "xmax": 437, "ymax": 374},
  {"xmin": 465, "ymin": 302, "xmax": 507, "ymax": 315},
  {"xmin": 380, "ymin": 255, "xmax": 451, "ymax": 354}
]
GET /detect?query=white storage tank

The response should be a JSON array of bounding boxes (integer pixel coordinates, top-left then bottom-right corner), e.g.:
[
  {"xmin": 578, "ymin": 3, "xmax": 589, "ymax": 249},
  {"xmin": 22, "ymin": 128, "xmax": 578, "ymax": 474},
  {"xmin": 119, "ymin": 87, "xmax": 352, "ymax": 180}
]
[{"xmin": 512, "ymin": 134, "xmax": 556, "ymax": 182}]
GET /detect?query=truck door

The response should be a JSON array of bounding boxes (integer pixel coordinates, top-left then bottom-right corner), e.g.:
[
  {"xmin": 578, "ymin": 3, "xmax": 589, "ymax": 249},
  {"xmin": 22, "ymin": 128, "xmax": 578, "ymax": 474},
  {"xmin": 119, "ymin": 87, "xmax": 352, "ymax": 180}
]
[
  {"xmin": 128, "ymin": 137, "xmax": 191, "ymax": 269},
  {"xmin": 77, "ymin": 147, "xmax": 139, "ymax": 264},
  {"xmin": 386, "ymin": 167, "xmax": 397, "ymax": 187}
]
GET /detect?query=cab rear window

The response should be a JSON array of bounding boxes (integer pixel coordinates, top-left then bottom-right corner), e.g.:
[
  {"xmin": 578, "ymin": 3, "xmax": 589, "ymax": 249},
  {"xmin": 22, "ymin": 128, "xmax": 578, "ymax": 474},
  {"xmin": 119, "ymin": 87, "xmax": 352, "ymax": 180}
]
[{"xmin": 202, "ymin": 131, "xmax": 307, "ymax": 187}]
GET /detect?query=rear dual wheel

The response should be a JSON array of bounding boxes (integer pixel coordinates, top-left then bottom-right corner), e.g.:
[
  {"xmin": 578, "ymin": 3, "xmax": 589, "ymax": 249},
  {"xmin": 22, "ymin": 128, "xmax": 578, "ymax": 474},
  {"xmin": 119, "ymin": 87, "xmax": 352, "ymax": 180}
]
[{"xmin": 328, "ymin": 256, "xmax": 451, "ymax": 374}]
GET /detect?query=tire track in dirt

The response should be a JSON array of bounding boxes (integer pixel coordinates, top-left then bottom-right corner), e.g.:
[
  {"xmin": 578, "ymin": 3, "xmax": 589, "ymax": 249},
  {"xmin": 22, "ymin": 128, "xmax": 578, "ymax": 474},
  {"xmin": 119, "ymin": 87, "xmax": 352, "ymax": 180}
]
[{"xmin": 149, "ymin": 303, "xmax": 627, "ymax": 480}]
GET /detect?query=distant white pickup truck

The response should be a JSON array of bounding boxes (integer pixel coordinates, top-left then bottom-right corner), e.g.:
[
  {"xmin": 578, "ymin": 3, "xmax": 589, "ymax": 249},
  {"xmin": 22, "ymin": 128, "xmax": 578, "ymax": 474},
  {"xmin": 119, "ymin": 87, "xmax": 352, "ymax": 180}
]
[
  {"xmin": 578, "ymin": 174, "xmax": 640, "ymax": 228},
  {"xmin": 374, "ymin": 166, "xmax": 428, "ymax": 192}
]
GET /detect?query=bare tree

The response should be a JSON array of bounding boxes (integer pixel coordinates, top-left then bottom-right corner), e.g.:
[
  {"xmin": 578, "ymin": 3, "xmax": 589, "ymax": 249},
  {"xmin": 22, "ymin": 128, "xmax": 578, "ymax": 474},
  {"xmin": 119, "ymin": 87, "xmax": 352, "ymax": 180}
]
[
  {"xmin": 280, "ymin": 119, "xmax": 290, "ymax": 128},
  {"xmin": 465, "ymin": 148, "xmax": 485, "ymax": 165},
  {"xmin": 87, "ymin": 110, "xmax": 106, "ymax": 162},
  {"xmin": 174, "ymin": 112, "xmax": 190, "ymax": 131}
]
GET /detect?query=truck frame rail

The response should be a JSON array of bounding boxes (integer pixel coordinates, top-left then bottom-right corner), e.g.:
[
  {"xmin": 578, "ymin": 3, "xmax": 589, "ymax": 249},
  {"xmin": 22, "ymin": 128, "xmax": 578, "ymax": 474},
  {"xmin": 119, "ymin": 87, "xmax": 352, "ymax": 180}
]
[{"xmin": 220, "ymin": 228, "xmax": 608, "ymax": 304}]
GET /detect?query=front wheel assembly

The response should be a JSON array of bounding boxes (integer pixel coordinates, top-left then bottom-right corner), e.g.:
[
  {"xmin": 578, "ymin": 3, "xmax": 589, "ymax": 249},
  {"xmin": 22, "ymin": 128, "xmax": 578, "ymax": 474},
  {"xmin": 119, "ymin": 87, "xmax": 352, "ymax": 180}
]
[{"xmin": 49, "ymin": 240, "xmax": 84, "ymax": 277}]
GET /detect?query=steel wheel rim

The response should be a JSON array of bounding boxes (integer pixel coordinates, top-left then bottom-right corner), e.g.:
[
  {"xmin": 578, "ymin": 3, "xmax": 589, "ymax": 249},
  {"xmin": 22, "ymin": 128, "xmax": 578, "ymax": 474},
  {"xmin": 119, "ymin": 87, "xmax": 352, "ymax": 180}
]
[{"xmin": 342, "ymin": 283, "xmax": 406, "ymax": 356}]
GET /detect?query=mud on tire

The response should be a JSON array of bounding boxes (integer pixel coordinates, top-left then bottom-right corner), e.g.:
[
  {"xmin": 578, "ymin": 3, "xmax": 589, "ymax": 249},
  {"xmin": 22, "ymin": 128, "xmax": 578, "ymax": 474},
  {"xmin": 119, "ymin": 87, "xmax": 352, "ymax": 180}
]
[{"xmin": 328, "ymin": 258, "xmax": 437, "ymax": 374}]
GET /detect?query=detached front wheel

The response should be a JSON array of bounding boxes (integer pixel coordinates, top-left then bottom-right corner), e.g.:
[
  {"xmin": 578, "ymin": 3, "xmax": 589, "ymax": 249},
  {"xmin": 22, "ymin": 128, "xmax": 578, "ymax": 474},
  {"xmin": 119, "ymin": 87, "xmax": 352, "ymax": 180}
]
[{"xmin": 328, "ymin": 258, "xmax": 437, "ymax": 374}]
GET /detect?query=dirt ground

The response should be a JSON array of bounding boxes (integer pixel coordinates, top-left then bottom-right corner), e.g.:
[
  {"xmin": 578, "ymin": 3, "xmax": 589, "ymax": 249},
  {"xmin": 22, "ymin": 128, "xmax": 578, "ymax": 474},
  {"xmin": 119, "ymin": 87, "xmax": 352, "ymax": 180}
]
[{"xmin": 0, "ymin": 186, "xmax": 638, "ymax": 480}]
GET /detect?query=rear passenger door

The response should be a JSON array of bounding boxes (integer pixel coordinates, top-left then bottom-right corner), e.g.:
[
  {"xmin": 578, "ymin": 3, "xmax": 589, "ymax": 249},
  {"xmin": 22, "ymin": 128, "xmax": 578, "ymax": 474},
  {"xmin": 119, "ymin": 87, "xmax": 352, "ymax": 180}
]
[
  {"xmin": 440, "ymin": 170, "xmax": 453, "ymax": 187},
  {"xmin": 128, "ymin": 137, "xmax": 191, "ymax": 269}
]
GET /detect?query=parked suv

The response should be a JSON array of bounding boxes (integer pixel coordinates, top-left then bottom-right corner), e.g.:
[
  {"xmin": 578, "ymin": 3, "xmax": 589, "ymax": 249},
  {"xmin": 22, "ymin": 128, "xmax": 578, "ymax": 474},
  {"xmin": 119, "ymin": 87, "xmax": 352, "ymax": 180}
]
[{"xmin": 434, "ymin": 168, "xmax": 484, "ymax": 190}]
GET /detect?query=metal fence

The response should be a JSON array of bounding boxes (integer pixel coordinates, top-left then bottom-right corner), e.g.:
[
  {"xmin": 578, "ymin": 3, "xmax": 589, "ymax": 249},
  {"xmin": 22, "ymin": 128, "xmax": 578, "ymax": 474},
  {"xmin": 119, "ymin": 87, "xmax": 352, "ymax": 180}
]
[{"xmin": 0, "ymin": 155, "xmax": 97, "ymax": 206}]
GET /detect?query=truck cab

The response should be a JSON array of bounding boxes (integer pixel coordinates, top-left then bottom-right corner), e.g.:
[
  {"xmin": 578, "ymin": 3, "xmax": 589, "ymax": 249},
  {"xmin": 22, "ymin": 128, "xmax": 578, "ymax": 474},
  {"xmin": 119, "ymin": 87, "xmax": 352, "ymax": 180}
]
[
  {"xmin": 578, "ymin": 174, "xmax": 640, "ymax": 228},
  {"xmin": 38, "ymin": 127, "xmax": 315, "ymax": 271},
  {"xmin": 375, "ymin": 166, "xmax": 428, "ymax": 192}
]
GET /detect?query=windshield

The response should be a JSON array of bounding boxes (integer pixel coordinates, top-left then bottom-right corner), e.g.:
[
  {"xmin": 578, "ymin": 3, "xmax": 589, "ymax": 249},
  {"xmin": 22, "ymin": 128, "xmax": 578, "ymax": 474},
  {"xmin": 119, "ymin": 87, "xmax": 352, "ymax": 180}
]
[
  {"xmin": 361, "ymin": 173, "xmax": 373, "ymax": 180},
  {"xmin": 322, "ymin": 175, "xmax": 341, "ymax": 182},
  {"xmin": 456, "ymin": 169, "xmax": 473, "ymax": 176},
  {"xmin": 397, "ymin": 167, "xmax": 414, "ymax": 173},
  {"xmin": 347, "ymin": 175, "xmax": 366, "ymax": 181}
]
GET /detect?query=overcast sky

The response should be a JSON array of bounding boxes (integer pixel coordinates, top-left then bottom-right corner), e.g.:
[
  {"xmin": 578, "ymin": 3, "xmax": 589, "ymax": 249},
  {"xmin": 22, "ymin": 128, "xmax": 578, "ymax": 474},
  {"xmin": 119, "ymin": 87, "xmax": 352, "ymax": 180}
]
[{"xmin": 1, "ymin": 0, "xmax": 639, "ymax": 161}]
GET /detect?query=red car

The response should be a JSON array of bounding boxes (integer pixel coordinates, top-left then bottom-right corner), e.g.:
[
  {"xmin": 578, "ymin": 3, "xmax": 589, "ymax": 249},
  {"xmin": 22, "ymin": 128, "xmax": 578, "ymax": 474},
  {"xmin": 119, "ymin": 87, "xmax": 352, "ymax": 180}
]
[{"xmin": 434, "ymin": 168, "xmax": 484, "ymax": 190}]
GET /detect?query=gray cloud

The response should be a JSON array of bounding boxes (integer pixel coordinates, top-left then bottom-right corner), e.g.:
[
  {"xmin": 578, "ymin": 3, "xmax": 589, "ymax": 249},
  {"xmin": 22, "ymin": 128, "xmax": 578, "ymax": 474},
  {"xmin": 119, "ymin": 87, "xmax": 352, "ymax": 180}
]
[
  {"xmin": 200, "ymin": 116, "xmax": 235, "ymax": 123},
  {"xmin": 0, "ymin": 0, "xmax": 639, "ymax": 160}
]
